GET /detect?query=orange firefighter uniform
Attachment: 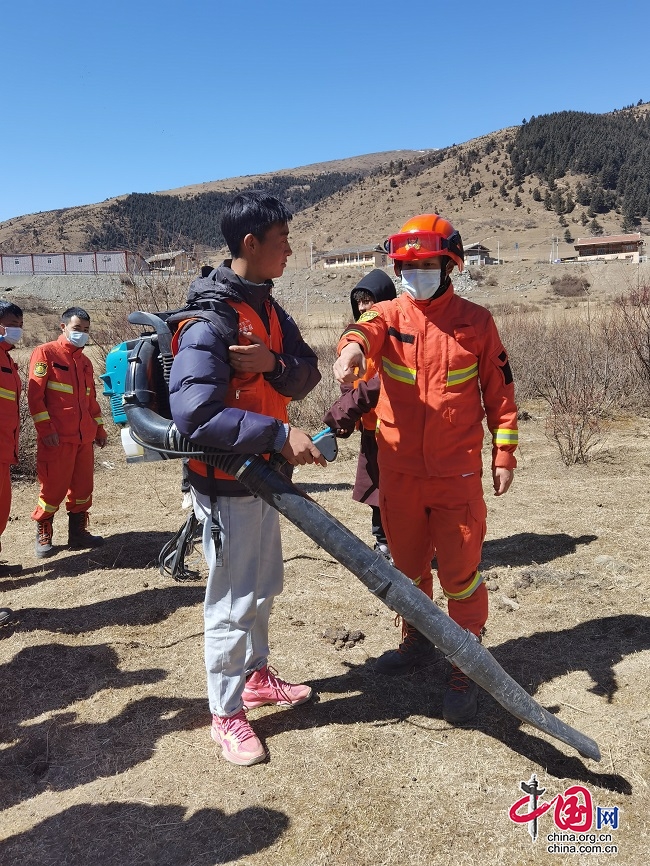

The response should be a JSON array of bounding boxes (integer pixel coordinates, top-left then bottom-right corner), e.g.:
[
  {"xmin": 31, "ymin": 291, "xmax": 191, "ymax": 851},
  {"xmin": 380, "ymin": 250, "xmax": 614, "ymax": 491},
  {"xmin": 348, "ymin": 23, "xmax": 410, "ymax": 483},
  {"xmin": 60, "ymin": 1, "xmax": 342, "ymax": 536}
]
[
  {"xmin": 337, "ymin": 289, "xmax": 518, "ymax": 635},
  {"xmin": 0, "ymin": 341, "xmax": 22, "ymax": 540},
  {"xmin": 28, "ymin": 334, "xmax": 106, "ymax": 521}
]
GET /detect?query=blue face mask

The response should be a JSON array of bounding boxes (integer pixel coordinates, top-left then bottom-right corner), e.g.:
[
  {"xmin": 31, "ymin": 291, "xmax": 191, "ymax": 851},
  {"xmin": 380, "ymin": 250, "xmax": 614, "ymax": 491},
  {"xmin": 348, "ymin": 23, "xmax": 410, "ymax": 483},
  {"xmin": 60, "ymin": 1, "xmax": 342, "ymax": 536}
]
[
  {"xmin": 1, "ymin": 326, "xmax": 23, "ymax": 345},
  {"xmin": 400, "ymin": 268, "xmax": 442, "ymax": 301}
]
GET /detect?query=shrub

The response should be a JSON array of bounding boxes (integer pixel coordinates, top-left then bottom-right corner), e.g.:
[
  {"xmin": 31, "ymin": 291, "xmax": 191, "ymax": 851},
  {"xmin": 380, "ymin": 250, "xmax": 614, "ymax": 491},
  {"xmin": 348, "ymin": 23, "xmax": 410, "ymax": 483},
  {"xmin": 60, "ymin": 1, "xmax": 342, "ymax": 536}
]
[
  {"xmin": 494, "ymin": 306, "xmax": 635, "ymax": 464},
  {"xmin": 550, "ymin": 274, "xmax": 590, "ymax": 297},
  {"xmin": 614, "ymin": 286, "xmax": 650, "ymax": 394},
  {"xmin": 92, "ymin": 273, "xmax": 190, "ymax": 361},
  {"xmin": 284, "ymin": 310, "xmax": 347, "ymax": 432},
  {"xmin": 11, "ymin": 391, "xmax": 38, "ymax": 481}
]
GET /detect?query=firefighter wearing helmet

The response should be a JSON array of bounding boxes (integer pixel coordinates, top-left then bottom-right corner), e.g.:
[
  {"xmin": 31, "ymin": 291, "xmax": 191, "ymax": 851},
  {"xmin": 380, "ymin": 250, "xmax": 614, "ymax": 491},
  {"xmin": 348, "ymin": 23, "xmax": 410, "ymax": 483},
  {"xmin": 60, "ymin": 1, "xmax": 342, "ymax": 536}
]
[{"xmin": 333, "ymin": 214, "xmax": 518, "ymax": 724}]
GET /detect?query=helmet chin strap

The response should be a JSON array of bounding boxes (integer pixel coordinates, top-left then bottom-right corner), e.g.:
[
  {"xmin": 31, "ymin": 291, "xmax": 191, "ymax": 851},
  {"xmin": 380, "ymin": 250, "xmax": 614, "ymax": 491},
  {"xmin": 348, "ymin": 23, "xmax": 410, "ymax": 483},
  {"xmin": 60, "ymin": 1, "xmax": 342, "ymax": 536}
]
[{"xmin": 432, "ymin": 257, "xmax": 452, "ymax": 299}]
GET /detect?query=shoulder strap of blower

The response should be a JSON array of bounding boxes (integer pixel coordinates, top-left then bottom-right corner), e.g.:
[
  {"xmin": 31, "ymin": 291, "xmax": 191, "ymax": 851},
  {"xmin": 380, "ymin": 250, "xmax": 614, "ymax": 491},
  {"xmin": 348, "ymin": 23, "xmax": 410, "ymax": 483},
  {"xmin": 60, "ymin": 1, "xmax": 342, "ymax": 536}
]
[{"xmin": 167, "ymin": 299, "xmax": 239, "ymax": 354}]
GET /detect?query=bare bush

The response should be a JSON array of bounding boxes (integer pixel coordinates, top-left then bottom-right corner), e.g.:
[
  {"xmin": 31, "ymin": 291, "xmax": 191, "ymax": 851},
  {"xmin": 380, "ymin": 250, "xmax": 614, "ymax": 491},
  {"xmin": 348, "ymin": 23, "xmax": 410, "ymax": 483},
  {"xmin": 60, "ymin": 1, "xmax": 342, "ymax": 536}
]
[
  {"xmin": 492, "ymin": 308, "xmax": 548, "ymax": 403},
  {"xmin": 495, "ymin": 306, "xmax": 634, "ymax": 463},
  {"xmin": 614, "ymin": 285, "xmax": 650, "ymax": 394},
  {"xmin": 11, "ymin": 391, "xmax": 38, "ymax": 481},
  {"xmin": 92, "ymin": 273, "xmax": 189, "ymax": 360},
  {"xmin": 8, "ymin": 297, "xmax": 59, "ymax": 348},
  {"xmin": 286, "ymin": 310, "xmax": 347, "ymax": 432},
  {"xmin": 550, "ymin": 273, "xmax": 591, "ymax": 297}
]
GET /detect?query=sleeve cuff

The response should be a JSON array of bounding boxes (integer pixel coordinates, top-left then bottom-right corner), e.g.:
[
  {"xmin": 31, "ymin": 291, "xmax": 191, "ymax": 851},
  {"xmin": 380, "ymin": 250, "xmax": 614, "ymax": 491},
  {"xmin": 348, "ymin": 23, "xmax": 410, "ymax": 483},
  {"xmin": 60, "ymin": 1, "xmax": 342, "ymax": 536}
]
[{"xmin": 273, "ymin": 423, "xmax": 290, "ymax": 452}]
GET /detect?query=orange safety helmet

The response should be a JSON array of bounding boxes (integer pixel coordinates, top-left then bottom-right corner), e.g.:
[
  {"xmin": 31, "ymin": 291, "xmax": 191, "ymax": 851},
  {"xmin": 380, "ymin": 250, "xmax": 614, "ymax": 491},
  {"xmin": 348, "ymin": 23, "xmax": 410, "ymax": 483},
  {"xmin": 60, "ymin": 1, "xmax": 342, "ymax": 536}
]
[{"xmin": 384, "ymin": 214, "xmax": 464, "ymax": 272}]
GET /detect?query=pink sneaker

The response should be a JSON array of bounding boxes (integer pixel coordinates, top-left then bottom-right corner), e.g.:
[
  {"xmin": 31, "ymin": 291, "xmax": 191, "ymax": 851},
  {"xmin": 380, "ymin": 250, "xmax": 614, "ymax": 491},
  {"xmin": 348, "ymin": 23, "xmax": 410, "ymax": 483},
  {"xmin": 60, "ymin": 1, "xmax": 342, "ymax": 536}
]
[
  {"xmin": 210, "ymin": 709, "xmax": 266, "ymax": 766},
  {"xmin": 242, "ymin": 665, "xmax": 312, "ymax": 709}
]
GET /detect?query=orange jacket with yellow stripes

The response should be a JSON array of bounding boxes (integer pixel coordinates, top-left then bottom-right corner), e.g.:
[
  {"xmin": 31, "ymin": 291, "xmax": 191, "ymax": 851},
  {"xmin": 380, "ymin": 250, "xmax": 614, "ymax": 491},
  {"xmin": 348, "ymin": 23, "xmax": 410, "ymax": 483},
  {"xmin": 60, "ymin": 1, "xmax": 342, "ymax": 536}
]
[
  {"xmin": 27, "ymin": 334, "xmax": 104, "ymax": 445},
  {"xmin": 0, "ymin": 342, "xmax": 22, "ymax": 465},
  {"xmin": 337, "ymin": 287, "xmax": 518, "ymax": 479}
]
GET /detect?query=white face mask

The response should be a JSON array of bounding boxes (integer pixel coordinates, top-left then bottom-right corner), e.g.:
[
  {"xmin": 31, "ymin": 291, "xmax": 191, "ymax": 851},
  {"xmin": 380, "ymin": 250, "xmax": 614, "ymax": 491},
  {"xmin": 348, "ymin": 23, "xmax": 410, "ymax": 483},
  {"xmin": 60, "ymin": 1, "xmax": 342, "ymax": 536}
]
[
  {"xmin": 66, "ymin": 330, "xmax": 89, "ymax": 348},
  {"xmin": 2, "ymin": 326, "xmax": 23, "ymax": 345},
  {"xmin": 400, "ymin": 268, "xmax": 442, "ymax": 301}
]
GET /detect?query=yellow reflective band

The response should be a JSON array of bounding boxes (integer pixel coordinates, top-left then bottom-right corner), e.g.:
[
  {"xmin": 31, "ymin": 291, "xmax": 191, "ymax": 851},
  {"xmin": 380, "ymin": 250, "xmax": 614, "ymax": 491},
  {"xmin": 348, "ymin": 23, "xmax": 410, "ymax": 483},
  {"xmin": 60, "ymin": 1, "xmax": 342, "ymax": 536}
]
[
  {"xmin": 86, "ymin": 387, "xmax": 91, "ymax": 395},
  {"xmin": 32, "ymin": 411, "xmax": 51, "ymax": 423},
  {"xmin": 342, "ymin": 329, "xmax": 370, "ymax": 354},
  {"xmin": 444, "ymin": 570, "xmax": 484, "ymax": 600},
  {"xmin": 447, "ymin": 362, "xmax": 478, "ymax": 386},
  {"xmin": 46, "ymin": 381, "xmax": 74, "ymax": 394},
  {"xmin": 75, "ymin": 496, "xmax": 91, "ymax": 504},
  {"xmin": 0, "ymin": 387, "xmax": 17, "ymax": 401},
  {"xmin": 382, "ymin": 356, "xmax": 416, "ymax": 385},
  {"xmin": 493, "ymin": 428, "xmax": 519, "ymax": 446},
  {"xmin": 37, "ymin": 498, "xmax": 58, "ymax": 513},
  {"xmin": 95, "ymin": 418, "xmax": 104, "ymax": 425}
]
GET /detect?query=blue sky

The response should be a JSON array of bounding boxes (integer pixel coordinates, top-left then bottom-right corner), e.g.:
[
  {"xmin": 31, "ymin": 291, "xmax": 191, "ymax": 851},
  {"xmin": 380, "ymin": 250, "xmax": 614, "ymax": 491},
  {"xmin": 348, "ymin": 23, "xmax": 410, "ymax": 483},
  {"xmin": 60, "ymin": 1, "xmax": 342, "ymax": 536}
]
[{"xmin": 1, "ymin": 0, "xmax": 646, "ymax": 223}]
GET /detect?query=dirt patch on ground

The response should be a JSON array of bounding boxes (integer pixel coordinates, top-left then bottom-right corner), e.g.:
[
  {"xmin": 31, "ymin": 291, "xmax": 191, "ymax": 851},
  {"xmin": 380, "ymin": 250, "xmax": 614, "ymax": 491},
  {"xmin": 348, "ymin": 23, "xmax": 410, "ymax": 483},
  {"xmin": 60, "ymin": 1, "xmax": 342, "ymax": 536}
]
[{"xmin": 1, "ymin": 405, "xmax": 649, "ymax": 864}]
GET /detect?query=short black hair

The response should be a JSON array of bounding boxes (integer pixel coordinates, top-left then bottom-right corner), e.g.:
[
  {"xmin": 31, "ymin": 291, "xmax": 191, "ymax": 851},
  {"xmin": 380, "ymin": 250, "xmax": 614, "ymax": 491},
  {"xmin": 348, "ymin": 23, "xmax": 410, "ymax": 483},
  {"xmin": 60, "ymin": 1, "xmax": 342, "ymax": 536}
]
[
  {"xmin": 61, "ymin": 307, "xmax": 90, "ymax": 324},
  {"xmin": 0, "ymin": 301, "xmax": 23, "ymax": 320},
  {"xmin": 221, "ymin": 191, "xmax": 292, "ymax": 258}
]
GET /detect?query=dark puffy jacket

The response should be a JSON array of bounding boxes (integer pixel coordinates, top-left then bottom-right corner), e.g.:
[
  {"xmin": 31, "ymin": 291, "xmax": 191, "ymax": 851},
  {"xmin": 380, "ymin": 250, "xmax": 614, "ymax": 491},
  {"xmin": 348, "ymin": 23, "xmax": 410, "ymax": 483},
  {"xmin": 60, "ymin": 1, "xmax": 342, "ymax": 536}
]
[{"xmin": 169, "ymin": 262, "xmax": 321, "ymax": 497}]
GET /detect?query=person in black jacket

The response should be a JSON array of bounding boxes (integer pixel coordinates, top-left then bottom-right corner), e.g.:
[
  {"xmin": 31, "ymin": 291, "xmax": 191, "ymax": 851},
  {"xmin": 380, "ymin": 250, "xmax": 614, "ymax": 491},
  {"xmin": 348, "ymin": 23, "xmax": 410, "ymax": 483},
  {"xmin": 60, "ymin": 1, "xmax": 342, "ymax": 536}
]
[
  {"xmin": 323, "ymin": 270, "xmax": 396, "ymax": 558},
  {"xmin": 169, "ymin": 192, "xmax": 325, "ymax": 766}
]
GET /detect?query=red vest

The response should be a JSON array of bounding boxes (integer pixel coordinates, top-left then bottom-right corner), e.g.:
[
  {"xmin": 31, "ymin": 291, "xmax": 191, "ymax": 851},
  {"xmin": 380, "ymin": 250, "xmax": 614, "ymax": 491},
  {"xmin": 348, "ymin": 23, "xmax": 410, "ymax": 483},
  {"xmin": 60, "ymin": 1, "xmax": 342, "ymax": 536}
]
[{"xmin": 172, "ymin": 299, "xmax": 290, "ymax": 480}]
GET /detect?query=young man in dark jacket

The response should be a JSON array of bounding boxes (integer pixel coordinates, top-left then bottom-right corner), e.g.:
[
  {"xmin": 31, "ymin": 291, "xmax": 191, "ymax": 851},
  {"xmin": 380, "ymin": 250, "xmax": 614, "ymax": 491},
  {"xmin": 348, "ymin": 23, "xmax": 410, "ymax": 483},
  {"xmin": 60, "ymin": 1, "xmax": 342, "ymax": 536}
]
[{"xmin": 169, "ymin": 192, "xmax": 325, "ymax": 766}]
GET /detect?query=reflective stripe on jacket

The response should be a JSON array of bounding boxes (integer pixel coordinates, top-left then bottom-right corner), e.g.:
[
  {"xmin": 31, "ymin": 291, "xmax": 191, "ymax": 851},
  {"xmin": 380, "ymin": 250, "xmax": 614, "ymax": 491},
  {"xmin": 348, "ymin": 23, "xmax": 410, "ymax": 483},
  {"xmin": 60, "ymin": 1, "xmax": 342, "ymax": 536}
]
[
  {"xmin": 27, "ymin": 334, "xmax": 104, "ymax": 444},
  {"xmin": 337, "ymin": 287, "xmax": 518, "ymax": 478},
  {"xmin": 0, "ymin": 343, "xmax": 21, "ymax": 464},
  {"xmin": 355, "ymin": 357, "xmax": 380, "ymax": 432}
]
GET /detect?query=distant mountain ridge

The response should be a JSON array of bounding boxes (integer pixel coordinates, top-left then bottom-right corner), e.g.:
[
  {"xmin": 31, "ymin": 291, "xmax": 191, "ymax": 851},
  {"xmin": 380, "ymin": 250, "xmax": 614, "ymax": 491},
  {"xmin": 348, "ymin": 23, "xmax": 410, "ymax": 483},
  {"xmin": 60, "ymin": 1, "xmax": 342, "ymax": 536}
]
[{"xmin": 1, "ymin": 104, "xmax": 648, "ymax": 265}]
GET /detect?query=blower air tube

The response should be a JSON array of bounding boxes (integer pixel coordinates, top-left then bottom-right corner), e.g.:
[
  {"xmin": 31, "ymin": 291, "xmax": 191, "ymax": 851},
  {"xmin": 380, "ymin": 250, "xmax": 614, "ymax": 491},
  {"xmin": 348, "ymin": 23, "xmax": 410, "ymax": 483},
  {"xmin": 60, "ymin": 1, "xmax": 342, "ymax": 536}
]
[{"xmin": 124, "ymin": 402, "xmax": 600, "ymax": 763}]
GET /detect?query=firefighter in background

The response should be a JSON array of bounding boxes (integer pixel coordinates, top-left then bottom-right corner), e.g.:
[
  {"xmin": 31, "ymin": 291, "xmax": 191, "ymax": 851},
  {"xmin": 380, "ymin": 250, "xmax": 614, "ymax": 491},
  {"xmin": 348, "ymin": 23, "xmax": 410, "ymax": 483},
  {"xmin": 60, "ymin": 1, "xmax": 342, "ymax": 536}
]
[
  {"xmin": 28, "ymin": 307, "xmax": 107, "ymax": 558},
  {"xmin": 0, "ymin": 302, "xmax": 23, "ymax": 624},
  {"xmin": 333, "ymin": 214, "xmax": 518, "ymax": 724}
]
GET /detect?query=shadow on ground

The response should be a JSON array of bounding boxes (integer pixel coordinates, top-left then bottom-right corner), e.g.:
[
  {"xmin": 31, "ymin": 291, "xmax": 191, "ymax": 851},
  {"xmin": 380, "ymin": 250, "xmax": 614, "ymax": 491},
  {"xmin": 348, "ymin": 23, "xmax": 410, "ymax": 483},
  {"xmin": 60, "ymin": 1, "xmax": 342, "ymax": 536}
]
[
  {"xmin": 248, "ymin": 613, "xmax": 648, "ymax": 793},
  {"xmin": 482, "ymin": 532, "xmax": 598, "ymax": 568},
  {"xmin": 0, "ymin": 802, "xmax": 289, "ymax": 866},
  {"xmin": 0, "ymin": 530, "xmax": 179, "ymax": 592},
  {"xmin": 0, "ymin": 641, "xmax": 207, "ymax": 811},
  {"xmin": 7, "ymin": 583, "xmax": 205, "ymax": 635}
]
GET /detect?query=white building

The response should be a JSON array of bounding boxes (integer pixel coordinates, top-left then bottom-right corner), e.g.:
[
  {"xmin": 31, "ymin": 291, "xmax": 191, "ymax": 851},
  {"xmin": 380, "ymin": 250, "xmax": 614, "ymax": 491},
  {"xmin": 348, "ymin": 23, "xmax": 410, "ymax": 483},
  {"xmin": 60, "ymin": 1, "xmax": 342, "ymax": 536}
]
[
  {"xmin": 0, "ymin": 250, "xmax": 149, "ymax": 275},
  {"xmin": 145, "ymin": 250, "xmax": 197, "ymax": 274},
  {"xmin": 321, "ymin": 245, "xmax": 388, "ymax": 270}
]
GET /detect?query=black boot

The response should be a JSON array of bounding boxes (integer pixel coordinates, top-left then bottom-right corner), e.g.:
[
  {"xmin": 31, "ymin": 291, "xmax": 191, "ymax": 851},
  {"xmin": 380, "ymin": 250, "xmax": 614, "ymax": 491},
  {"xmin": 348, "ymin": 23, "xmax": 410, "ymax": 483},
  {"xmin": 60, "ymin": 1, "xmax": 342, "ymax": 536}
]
[
  {"xmin": 35, "ymin": 517, "xmax": 55, "ymax": 558},
  {"xmin": 373, "ymin": 621, "xmax": 438, "ymax": 675},
  {"xmin": 68, "ymin": 512, "xmax": 104, "ymax": 549},
  {"xmin": 442, "ymin": 665, "xmax": 479, "ymax": 724}
]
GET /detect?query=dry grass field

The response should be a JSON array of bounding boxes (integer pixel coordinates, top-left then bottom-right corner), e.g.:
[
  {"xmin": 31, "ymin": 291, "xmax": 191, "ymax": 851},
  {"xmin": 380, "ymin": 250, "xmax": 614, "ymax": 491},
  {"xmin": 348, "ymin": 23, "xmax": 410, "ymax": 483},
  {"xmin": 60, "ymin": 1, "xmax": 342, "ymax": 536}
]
[{"xmin": 1, "ymin": 274, "xmax": 650, "ymax": 865}]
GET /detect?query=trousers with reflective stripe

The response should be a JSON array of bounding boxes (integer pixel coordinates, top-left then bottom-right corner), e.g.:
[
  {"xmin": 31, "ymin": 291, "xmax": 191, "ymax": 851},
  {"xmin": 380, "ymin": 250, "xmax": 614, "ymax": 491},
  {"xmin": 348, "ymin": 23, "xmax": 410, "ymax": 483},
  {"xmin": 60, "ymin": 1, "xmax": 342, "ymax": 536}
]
[
  {"xmin": 31, "ymin": 442, "xmax": 94, "ymax": 521},
  {"xmin": 379, "ymin": 468, "xmax": 488, "ymax": 636}
]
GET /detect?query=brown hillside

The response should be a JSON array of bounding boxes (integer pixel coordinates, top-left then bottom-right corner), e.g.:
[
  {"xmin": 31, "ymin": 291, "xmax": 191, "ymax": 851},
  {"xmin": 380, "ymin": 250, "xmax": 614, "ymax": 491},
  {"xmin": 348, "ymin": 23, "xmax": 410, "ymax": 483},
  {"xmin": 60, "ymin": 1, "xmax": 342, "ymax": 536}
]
[{"xmin": 1, "ymin": 112, "xmax": 648, "ymax": 269}]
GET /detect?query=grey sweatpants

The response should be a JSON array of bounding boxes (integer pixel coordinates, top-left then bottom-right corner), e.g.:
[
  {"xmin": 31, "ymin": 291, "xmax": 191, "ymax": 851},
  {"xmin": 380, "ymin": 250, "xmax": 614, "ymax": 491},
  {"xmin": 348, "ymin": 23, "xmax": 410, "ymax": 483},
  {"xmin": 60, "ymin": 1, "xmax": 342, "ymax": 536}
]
[{"xmin": 192, "ymin": 489, "xmax": 284, "ymax": 717}]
